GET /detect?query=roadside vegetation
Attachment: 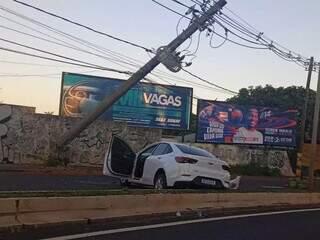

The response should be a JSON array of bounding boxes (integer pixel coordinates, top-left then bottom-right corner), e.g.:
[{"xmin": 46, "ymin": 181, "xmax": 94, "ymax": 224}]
[{"xmin": 230, "ymin": 163, "xmax": 281, "ymax": 177}]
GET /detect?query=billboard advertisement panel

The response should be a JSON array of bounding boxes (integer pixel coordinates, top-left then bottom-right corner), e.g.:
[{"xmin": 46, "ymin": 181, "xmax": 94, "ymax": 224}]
[
  {"xmin": 60, "ymin": 72, "xmax": 192, "ymax": 130},
  {"xmin": 196, "ymin": 100, "xmax": 297, "ymax": 147}
]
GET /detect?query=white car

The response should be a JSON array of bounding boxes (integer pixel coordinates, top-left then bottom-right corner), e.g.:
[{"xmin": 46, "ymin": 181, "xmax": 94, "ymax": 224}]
[{"xmin": 103, "ymin": 136, "xmax": 233, "ymax": 189}]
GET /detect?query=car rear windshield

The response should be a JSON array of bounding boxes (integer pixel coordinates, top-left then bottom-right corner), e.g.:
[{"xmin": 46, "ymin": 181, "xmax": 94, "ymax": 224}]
[{"xmin": 175, "ymin": 144, "xmax": 213, "ymax": 158}]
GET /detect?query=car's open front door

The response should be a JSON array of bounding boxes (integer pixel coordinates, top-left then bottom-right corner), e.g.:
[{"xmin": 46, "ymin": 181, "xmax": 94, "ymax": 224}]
[{"xmin": 103, "ymin": 135, "xmax": 136, "ymax": 178}]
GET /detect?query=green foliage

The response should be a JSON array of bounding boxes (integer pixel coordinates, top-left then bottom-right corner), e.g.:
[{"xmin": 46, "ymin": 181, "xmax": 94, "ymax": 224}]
[
  {"xmin": 227, "ymin": 85, "xmax": 320, "ymax": 174},
  {"xmin": 230, "ymin": 163, "xmax": 281, "ymax": 177}
]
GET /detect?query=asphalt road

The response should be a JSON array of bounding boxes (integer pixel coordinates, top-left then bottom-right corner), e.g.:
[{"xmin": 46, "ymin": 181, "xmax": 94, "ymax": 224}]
[
  {"xmin": 54, "ymin": 209, "xmax": 320, "ymax": 240},
  {"xmin": 4, "ymin": 208, "xmax": 319, "ymax": 240},
  {"xmin": 0, "ymin": 171, "xmax": 290, "ymax": 191},
  {"xmin": 0, "ymin": 171, "xmax": 291, "ymax": 191},
  {"xmin": 0, "ymin": 172, "xmax": 121, "ymax": 191}
]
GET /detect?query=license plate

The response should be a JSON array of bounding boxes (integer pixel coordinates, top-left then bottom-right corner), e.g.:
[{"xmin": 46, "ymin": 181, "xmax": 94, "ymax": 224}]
[{"xmin": 201, "ymin": 179, "xmax": 216, "ymax": 186}]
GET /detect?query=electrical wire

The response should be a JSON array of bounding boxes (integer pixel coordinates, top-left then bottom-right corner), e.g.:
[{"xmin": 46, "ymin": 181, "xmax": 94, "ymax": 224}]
[
  {"xmin": 3, "ymin": 1, "xmax": 237, "ymax": 96},
  {"xmin": 0, "ymin": 9, "xmax": 152, "ymax": 77},
  {"xmin": 182, "ymin": 68, "xmax": 238, "ymax": 95},
  {"xmin": 12, "ymin": 0, "xmax": 154, "ymax": 53},
  {"xmin": 0, "ymin": 59, "xmax": 69, "ymax": 67},
  {"xmin": 0, "ymin": 70, "xmax": 98, "ymax": 77},
  {"xmin": 0, "ymin": 46, "xmax": 134, "ymax": 74},
  {"xmin": 209, "ymin": 27, "xmax": 228, "ymax": 48},
  {"xmin": 212, "ymin": 31, "xmax": 268, "ymax": 50},
  {"xmin": 152, "ymin": 0, "xmax": 192, "ymax": 19},
  {"xmin": 0, "ymin": 5, "xmax": 154, "ymax": 68},
  {"xmin": 0, "ymin": 18, "xmax": 228, "ymax": 94},
  {"xmin": 0, "ymin": 37, "xmax": 129, "ymax": 72},
  {"xmin": 181, "ymin": 1, "xmax": 313, "ymax": 67},
  {"xmin": 170, "ymin": 0, "xmax": 192, "ymax": 9}
]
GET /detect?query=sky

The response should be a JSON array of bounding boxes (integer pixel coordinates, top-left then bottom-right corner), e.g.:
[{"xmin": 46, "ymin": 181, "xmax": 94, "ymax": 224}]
[{"xmin": 0, "ymin": 0, "xmax": 320, "ymax": 114}]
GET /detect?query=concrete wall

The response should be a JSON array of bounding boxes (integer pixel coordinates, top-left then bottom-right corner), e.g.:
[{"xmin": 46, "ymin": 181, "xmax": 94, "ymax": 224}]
[
  {"xmin": 0, "ymin": 103, "xmax": 294, "ymax": 176},
  {"xmin": 193, "ymin": 144, "xmax": 294, "ymax": 176},
  {"xmin": 0, "ymin": 104, "xmax": 161, "ymax": 166},
  {"xmin": 176, "ymin": 134, "xmax": 294, "ymax": 176}
]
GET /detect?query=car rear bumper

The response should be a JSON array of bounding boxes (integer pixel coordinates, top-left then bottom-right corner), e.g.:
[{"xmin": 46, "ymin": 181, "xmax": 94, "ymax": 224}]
[{"xmin": 173, "ymin": 176, "xmax": 229, "ymax": 189}]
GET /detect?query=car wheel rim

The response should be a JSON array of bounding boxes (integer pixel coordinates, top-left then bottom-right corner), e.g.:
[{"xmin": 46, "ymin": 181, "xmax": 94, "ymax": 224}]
[{"xmin": 155, "ymin": 178, "xmax": 164, "ymax": 189}]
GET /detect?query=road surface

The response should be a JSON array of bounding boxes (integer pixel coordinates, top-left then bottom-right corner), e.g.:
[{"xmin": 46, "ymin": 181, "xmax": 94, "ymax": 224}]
[
  {"xmin": 3, "ymin": 208, "xmax": 320, "ymax": 240},
  {"xmin": 0, "ymin": 171, "xmax": 290, "ymax": 191}
]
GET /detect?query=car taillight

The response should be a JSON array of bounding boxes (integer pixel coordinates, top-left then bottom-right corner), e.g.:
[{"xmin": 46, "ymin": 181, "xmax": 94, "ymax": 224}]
[
  {"xmin": 222, "ymin": 165, "xmax": 230, "ymax": 172},
  {"xmin": 175, "ymin": 156, "xmax": 198, "ymax": 164}
]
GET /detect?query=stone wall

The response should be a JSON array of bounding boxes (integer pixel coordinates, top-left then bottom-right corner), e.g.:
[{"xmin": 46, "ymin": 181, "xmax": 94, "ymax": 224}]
[
  {"xmin": 176, "ymin": 133, "xmax": 294, "ymax": 176},
  {"xmin": 193, "ymin": 143, "xmax": 294, "ymax": 176},
  {"xmin": 0, "ymin": 104, "xmax": 161, "ymax": 166},
  {"xmin": 0, "ymin": 103, "xmax": 294, "ymax": 176}
]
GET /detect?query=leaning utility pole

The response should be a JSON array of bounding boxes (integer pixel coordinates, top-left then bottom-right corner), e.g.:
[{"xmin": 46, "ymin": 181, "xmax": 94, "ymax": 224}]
[
  {"xmin": 57, "ymin": 0, "xmax": 227, "ymax": 147},
  {"xmin": 308, "ymin": 65, "xmax": 320, "ymax": 191}
]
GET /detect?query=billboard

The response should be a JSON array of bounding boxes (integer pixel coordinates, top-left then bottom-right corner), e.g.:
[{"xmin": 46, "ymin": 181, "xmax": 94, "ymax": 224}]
[
  {"xmin": 196, "ymin": 100, "xmax": 297, "ymax": 147},
  {"xmin": 59, "ymin": 72, "xmax": 192, "ymax": 130}
]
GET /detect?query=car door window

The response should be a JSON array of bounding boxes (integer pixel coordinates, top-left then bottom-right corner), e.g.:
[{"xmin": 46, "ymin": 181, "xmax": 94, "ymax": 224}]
[
  {"xmin": 137, "ymin": 145, "xmax": 158, "ymax": 160},
  {"xmin": 152, "ymin": 143, "xmax": 173, "ymax": 156},
  {"xmin": 134, "ymin": 144, "xmax": 158, "ymax": 179},
  {"xmin": 140, "ymin": 145, "xmax": 157, "ymax": 155}
]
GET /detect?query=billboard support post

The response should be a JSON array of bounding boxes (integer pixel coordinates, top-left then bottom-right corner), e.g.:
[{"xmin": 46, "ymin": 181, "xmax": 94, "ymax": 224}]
[
  {"xmin": 57, "ymin": 0, "xmax": 227, "ymax": 147},
  {"xmin": 308, "ymin": 65, "xmax": 320, "ymax": 191}
]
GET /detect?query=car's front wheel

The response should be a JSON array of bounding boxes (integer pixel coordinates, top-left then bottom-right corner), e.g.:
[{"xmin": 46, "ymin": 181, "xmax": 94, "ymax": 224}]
[
  {"xmin": 119, "ymin": 178, "xmax": 130, "ymax": 187},
  {"xmin": 154, "ymin": 171, "xmax": 167, "ymax": 189}
]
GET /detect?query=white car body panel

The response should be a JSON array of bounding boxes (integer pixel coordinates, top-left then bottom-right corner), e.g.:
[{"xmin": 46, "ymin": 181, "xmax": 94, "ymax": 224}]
[{"xmin": 103, "ymin": 136, "xmax": 231, "ymax": 189}]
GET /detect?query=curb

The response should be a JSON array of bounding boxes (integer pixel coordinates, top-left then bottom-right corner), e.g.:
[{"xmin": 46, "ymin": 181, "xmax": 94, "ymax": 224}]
[{"xmin": 1, "ymin": 192, "xmax": 320, "ymax": 231}]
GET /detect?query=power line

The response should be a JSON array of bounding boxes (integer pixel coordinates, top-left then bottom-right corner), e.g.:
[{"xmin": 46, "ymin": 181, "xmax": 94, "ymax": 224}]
[
  {"xmin": 0, "ymin": 14, "xmax": 226, "ymax": 93},
  {"xmin": 209, "ymin": 28, "xmax": 228, "ymax": 48},
  {"xmin": 0, "ymin": 59, "xmax": 68, "ymax": 67},
  {"xmin": 152, "ymin": 0, "xmax": 191, "ymax": 19},
  {"xmin": 0, "ymin": 22, "xmax": 146, "ymax": 74},
  {"xmin": 0, "ymin": 37, "xmax": 131, "ymax": 73},
  {"xmin": 0, "ymin": 70, "xmax": 98, "ymax": 77},
  {"xmin": 170, "ymin": 0, "xmax": 192, "ymax": 9},
  {"xmin": 182, "ymin": 68, "xmax": 238, "ymax": 95},
  {"xmin": 0, "ymin": 46, "xmax": 135, "ymax": 74},
  {"xmin": 3, "ymin": 1, "xmax": 236, "ymax": 96},
  {"xmin": 0, "ymin": 11, "xmax": 145, "ymax": 74},
  {"xmin": 182, "ymin": 1, "xmax": 312, "ymax": 68},
  {"xmin": 3, "ymin": 3, "xmax": 236, "ymax": 96},
  {"xmin": 12, "ymin": 0, "xmax": 154, "ymax": 53}
]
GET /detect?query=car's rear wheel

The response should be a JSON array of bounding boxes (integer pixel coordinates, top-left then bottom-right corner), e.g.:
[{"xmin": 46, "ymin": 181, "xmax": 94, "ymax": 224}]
[{"xmin": 154, "ymin": 171, "xmax": 167, "ymax": 189}]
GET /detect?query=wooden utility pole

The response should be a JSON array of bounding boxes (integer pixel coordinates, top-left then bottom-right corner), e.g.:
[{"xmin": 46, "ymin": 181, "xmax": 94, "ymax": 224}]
[
  {"xmin": 299, "ymin": 57, "xmax": 314, "ymax": 179},
  {"xmin": 309, "ymin": 65, "xmax": 320, "ymax": 191},
  {"xmin": 300, "ymin": 57, "xmax": 314, "ymax": 152},
  {"xmin": 57, "ymin": 0, "xmax": 227, "ymax": 147}
]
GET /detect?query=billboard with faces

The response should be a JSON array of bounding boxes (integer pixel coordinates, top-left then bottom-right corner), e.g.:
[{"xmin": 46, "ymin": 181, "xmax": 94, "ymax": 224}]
[
  {"xmin": 59, "ymin": 72, "xmax": 193, "ymax": 130},
  {"xmin": 196, "ymin": 100, "xmax": 298, "ymax": 147}
]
